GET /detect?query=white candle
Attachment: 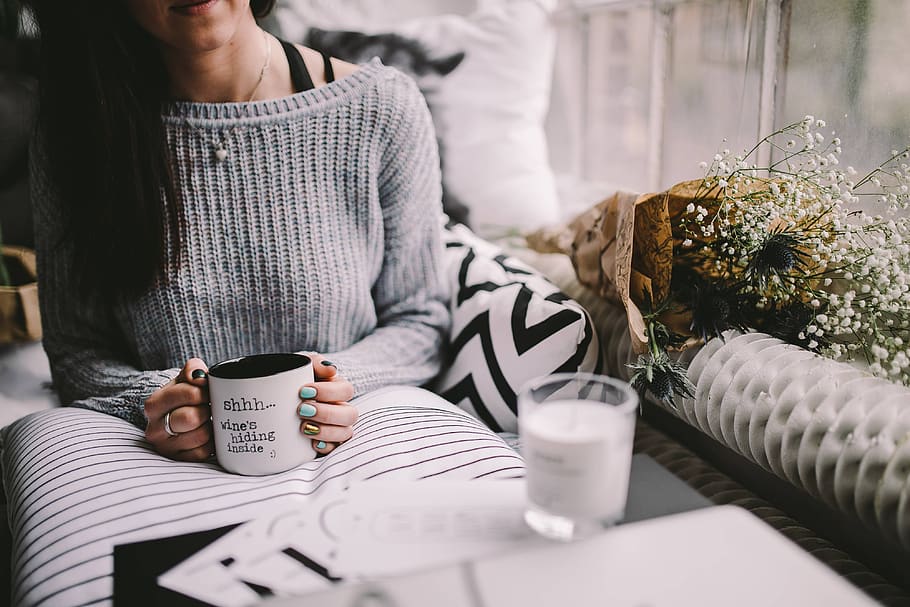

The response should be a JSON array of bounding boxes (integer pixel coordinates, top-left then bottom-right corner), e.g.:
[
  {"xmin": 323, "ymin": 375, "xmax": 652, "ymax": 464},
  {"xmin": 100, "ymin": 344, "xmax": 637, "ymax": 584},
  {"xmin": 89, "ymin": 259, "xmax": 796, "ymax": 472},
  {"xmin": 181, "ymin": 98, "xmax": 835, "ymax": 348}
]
[{"xmin": 521, "ymin": 400, "xmax": 635, "ymax": 523}]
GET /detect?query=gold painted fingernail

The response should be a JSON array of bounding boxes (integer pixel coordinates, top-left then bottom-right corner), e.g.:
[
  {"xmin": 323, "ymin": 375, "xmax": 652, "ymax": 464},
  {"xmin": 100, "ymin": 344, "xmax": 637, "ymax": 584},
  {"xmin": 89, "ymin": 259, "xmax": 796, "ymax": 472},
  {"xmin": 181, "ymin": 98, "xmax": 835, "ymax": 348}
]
[{"xmin": 303, "ymin": 423, "xmax": 320, "ymax": 435}]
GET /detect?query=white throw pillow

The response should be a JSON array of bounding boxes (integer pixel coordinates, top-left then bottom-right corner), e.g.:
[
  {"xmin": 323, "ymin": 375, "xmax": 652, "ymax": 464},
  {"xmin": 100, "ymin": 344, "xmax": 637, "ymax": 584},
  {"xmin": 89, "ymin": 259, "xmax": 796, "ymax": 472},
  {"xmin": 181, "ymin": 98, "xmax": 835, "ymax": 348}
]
[
  {"xmin": 269, "ymin": 0, "xmax": 561, "ymax": 236},
  {"xmin": 269, "ymin": 0, "xmax": 476, "ymax": 31}
]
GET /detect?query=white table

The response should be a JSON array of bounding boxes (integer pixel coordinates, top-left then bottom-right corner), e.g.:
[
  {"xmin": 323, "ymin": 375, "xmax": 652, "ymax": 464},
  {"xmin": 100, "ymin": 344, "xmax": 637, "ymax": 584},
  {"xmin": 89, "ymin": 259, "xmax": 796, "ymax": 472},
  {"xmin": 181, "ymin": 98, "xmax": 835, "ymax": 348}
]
[{"xmin": 264, "ymin": 505, "xmax": 876, "ymax": 607}]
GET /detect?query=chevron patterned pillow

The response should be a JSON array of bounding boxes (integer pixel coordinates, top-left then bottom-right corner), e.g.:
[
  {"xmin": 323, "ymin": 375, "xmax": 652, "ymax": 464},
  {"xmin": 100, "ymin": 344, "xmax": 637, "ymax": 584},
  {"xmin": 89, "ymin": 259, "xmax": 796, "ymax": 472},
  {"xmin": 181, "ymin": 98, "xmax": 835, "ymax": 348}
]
[{"xmin": 433, "ymin": 224, "xmax": 603, "ymax": 433}]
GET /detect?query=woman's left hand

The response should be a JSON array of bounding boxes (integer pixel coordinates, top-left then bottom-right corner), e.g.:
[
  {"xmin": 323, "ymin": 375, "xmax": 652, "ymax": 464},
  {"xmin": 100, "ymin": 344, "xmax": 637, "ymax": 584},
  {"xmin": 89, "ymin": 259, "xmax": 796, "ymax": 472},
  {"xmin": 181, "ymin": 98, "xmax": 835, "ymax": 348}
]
[{"xmin": 297, "ymin": 353, "xmax": 357, "ymax": 456}]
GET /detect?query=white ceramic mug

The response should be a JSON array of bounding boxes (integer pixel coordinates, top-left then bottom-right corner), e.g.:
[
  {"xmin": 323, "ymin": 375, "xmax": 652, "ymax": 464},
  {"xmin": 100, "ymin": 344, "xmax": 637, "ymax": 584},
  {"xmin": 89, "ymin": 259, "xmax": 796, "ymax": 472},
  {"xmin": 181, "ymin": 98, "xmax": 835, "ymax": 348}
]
[{"xmin": 208, "ymin": 353, "xmax": 317, "ymax": 475}]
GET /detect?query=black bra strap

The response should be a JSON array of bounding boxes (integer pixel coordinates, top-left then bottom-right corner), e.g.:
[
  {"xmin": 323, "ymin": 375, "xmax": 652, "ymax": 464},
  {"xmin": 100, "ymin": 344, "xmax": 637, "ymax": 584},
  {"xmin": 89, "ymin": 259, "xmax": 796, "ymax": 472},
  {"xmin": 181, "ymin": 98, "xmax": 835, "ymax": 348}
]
[
  {"xmin": 321, "ymin": 51, "xmax": 335, "ymax": 84},
  {"xmin": 279, "ymin": 39, "xmax": 315, "ymax": 92},
  {"xmin": 279, "ymin": 39, "xmax": 336, "ymax": 93}
]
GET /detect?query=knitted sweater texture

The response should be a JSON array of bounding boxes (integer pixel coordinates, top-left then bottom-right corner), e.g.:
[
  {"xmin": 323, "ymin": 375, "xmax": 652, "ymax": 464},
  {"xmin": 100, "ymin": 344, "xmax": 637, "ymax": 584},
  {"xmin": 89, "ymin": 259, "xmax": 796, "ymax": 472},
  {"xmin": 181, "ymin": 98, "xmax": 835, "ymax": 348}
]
[{"xmin": 32, "ymin": 59, "xmax": 451, "ymax": 427}]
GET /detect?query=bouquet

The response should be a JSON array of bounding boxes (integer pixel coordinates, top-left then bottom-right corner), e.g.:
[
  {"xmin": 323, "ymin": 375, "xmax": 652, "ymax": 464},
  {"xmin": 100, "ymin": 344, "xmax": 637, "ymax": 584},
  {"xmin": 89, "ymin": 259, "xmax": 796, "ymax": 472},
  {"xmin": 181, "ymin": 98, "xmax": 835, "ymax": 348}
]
[{"xmin": 529, "ymin": 116, "xmax": 910, "ymax": 403}]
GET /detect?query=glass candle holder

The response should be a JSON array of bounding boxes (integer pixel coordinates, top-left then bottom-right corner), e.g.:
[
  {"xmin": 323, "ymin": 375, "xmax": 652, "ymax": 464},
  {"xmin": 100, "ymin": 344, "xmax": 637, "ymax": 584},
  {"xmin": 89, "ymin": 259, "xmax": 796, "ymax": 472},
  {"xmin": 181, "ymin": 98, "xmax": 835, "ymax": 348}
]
[{"xmin": 519, "ymin": 372, "xmax": 638, "ymax": 541}]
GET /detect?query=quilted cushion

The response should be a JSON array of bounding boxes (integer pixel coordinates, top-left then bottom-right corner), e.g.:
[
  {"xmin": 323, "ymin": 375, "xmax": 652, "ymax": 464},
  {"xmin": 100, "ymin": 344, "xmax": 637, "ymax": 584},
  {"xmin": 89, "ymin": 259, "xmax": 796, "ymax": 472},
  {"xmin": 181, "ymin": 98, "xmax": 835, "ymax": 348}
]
[{"xmin": 0, "ymin": 387, "xmax": 524, "ymax": 607}]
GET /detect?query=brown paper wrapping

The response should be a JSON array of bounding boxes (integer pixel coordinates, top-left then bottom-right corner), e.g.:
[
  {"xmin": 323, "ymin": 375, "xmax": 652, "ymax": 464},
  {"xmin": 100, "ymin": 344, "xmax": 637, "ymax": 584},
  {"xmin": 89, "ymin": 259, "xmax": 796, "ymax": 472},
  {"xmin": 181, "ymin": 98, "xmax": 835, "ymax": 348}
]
[
  {"xmin": 0, "ymin": 246, "xmax": 42, "ymax": 343},
  {"xmin": 527, "ymin": 179, "xmax": 721, "ymax": 354}
]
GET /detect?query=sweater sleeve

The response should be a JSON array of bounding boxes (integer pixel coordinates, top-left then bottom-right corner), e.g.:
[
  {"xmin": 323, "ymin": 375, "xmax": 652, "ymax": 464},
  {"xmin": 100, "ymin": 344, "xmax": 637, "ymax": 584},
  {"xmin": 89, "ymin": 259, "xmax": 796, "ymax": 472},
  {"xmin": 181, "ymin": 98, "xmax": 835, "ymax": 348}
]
[
  {"xmin": 30, "ymin": 135, "xmax": 179, "ymax": 428},
  {"xmin": 322, "ymin": 77, "xmax": 451, "ymax": 396}
]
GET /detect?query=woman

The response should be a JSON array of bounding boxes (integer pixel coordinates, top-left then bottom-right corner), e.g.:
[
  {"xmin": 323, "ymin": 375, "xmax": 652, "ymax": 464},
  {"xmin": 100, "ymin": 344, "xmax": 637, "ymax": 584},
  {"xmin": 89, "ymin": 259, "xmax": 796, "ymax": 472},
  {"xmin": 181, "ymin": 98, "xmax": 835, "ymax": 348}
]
[{"xmin": 27, "ymin": 0, "xmax": 451, "ymax": 461}]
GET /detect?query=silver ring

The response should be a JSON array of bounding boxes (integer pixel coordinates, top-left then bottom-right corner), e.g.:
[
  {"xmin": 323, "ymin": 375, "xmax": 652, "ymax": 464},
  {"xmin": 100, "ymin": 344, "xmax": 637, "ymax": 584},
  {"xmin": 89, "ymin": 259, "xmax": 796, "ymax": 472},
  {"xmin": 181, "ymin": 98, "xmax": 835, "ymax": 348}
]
[{"xmin": 164, "ymin": 410, "xmax": 179, "ymax": 437}]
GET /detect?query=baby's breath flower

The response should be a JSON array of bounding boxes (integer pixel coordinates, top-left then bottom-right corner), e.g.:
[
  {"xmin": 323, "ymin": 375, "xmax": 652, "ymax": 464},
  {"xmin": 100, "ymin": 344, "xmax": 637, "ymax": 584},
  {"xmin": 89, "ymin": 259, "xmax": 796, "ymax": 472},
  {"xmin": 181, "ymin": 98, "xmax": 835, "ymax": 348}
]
[{"xmin": 664, "ymin": 117, "xmax": 910, "ymax": 386}]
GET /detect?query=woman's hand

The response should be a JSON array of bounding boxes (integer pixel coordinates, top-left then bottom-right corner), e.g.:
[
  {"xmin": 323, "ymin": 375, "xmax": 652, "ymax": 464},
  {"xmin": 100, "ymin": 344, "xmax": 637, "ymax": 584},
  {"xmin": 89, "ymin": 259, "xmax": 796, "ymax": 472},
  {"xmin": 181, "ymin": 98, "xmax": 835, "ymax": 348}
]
[
  {"xmin": 144, "ymin": 358, "xmax": 213, "ymax": 461},
  {"xmin": 297, "ymin": 353, "xmax": 357, "ymax": 456}
]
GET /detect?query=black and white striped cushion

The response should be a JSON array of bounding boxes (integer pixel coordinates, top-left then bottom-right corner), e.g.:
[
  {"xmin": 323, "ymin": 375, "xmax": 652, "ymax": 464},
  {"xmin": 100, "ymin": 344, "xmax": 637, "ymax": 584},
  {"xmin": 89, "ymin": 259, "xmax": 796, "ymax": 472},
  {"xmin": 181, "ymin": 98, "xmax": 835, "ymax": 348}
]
[
  {"xmin": 0, "ymin": 387, "xmax": 524, "ymax": 607},
  {"xmin": 434, "ymin": 225, "xmax": 603, "ymax": 433}
]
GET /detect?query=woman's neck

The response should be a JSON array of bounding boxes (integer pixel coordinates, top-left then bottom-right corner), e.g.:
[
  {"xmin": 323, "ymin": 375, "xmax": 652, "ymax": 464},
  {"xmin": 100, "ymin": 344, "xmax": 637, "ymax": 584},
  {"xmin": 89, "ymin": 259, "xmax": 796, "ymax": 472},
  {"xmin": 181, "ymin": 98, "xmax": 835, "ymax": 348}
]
[{"xmin": 161, "ymin": 16, "xmax": 269, "ymax": 103}]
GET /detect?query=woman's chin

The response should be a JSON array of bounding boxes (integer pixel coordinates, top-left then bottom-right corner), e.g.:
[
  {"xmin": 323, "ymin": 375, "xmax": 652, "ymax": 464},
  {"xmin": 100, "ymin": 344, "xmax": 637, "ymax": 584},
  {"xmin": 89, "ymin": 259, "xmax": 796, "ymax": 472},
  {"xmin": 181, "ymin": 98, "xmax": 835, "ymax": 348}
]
[
  {"xmin": 161, "ymin": 18, "xmax": 243, "ymax": 55},
  {"xmin": 130, "ymin": 0, "xmax": 254, "ymax": 55}
]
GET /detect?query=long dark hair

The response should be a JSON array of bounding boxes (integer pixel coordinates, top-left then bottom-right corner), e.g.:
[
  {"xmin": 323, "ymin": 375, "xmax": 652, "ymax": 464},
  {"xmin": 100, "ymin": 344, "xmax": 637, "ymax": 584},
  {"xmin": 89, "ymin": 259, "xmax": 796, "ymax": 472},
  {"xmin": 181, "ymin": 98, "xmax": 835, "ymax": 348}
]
[{"xmin": 26, "ymin": 0, "xmax": 275, "ymax": 298}]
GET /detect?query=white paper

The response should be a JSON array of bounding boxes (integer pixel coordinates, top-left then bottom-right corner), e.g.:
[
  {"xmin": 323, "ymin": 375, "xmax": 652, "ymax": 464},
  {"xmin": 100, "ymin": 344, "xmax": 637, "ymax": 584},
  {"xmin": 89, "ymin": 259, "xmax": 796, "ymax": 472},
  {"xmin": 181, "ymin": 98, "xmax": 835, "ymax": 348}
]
[
  {"xmin": 158, "ymin": 499, "xmax": 339, "ymax": 605},
  {"xmin": 335, "ymin": 479, "xmax": 545, "ymax": 578},
  {"xmin": 158, "ymin": 480, "xmax": 546, "ymax": 605},
  {"xmin": 228, "ymin": 498, "xmax": 348, "ymax": 595}
]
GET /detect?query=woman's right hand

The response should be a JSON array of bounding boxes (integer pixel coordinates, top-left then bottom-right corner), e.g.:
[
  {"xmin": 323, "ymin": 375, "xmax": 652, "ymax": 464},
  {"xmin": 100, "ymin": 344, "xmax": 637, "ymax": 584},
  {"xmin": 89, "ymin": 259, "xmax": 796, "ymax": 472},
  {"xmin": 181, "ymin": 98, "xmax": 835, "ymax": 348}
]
[{"xmin": 144, "ymin": 358, "xmax": 213, "ymax": 461}]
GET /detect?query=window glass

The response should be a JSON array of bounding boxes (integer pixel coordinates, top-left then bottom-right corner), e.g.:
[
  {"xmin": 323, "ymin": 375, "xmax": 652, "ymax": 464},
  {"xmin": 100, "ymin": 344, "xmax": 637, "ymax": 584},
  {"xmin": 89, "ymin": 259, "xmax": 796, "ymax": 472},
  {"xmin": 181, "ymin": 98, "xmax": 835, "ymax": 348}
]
[
  {"xmin": 548, "ymin": 6, "xmax": 654, "ymax": 191},
  {"xmin": 554, "ymin": 0, "xmax": 909, "ymax": 200},
  {"xmin": 662, "ymin": 0, "xmax": 765, "ymax": 189},
  {"xmin": 781, "ymin": 0, "xmax": 910, "ymax": 171}
]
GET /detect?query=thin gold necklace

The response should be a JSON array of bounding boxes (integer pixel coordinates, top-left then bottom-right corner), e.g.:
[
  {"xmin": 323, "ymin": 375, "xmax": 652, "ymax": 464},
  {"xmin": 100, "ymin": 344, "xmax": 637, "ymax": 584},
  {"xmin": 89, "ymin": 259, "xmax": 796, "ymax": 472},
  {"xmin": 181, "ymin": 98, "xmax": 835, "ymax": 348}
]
[{"xmin": 186, "ymin": 29, "xmax": 272, "ymax": 164}]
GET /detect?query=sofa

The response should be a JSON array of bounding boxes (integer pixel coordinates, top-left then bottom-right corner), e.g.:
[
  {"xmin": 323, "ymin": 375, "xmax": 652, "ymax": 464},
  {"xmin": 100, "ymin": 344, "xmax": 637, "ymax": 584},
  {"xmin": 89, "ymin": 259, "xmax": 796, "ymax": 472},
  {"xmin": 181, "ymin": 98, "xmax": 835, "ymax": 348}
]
[{"xmin": 2, "ymin": 1, "xmax": 909, "ymax": 605}]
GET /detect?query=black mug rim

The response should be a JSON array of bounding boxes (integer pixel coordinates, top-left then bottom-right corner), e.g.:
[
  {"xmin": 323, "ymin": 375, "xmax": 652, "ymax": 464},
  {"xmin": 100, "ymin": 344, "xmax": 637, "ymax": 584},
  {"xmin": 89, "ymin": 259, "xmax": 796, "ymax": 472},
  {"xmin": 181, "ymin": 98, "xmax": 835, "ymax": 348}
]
[{"xmin": 208, "ymin": 353, "xmax": 312, "ymax": 380}]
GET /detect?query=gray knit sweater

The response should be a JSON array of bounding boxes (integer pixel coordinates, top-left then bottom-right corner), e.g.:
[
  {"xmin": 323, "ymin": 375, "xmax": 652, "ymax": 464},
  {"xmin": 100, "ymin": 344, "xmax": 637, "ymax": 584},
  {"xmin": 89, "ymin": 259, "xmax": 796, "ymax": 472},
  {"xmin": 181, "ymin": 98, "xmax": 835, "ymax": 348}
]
[{"xmin": 32, "ymin": 59, "xmax": 451, "ymax": 428}]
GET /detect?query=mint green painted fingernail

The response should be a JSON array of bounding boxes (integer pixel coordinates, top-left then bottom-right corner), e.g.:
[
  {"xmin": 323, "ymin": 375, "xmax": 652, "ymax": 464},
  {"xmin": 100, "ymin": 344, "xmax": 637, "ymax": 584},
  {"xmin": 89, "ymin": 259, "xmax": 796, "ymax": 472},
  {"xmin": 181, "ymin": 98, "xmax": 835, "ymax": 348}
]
[
  {"xmin": 191, "ymin": 369, "xmax": 207, "ymax": 380},
  {"xmin": 299, "ymin": 386, "xmax": 317, "ymax": 399},
  {"xmin": 298, "ymin": 403, "xmax": 317, "ymax": 418},
  {"xmin": 316, "ymin": 441, "xmax": 327, "ymax": 449}
]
